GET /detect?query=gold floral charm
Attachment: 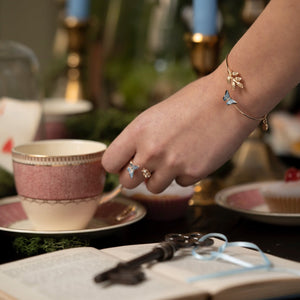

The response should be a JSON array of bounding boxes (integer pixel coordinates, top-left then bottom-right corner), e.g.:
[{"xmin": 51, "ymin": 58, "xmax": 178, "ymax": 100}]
[{"xmin": 226, "ymin": 56, "xmax": 244, "ymax": 89}]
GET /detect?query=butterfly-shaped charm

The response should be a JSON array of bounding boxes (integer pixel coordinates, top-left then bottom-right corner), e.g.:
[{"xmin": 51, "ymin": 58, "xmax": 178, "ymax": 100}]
[
  {"xmin": 223, "ymin": 90, "xmax": 237, "ymax": 105},
  {"xmin": 127, "ymin": 161, "xmax": 139, "ymax": 179}
]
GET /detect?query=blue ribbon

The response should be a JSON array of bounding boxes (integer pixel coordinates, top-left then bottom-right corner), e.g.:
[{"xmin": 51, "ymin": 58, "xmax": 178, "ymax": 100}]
[{"xmin": 187, "ymin": 233, "xmax": 300, "ymax": 283}]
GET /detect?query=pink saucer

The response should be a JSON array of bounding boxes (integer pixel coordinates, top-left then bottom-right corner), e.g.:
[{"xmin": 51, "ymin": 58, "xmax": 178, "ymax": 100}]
[
  {"xmin": 215, "ymin": 181, "xmax": 300, "ymax": 226},
  {"xmin": 0, "ymin": 196, "xmax": 146, "ymax": 235}
]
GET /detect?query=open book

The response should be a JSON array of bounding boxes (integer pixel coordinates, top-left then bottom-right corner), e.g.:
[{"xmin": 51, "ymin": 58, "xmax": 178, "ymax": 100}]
[{"xmin": 0, "ymin": 238, "xmax": 300, "ymax": 300}]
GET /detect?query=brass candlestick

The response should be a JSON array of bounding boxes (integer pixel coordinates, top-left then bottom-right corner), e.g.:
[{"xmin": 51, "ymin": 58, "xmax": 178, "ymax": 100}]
[
  {"xmin": 63, "ymin": 17, "xmax": 89, "ymax": 102},
  {"xmin": 51, "ymin": 16, "xmax": 89, "ymax": 102},
  {"xmin": 223, "ymin": 128, "xmax": 285, "ymax": 187},
  {"xmin": 184, "ymin": 33, "xmax": 219, "ymax": 77}
]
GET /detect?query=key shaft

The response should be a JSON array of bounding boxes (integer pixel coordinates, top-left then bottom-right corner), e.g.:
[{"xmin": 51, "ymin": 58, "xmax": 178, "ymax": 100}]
[{"xmin": 94, "ymin": 242, "xmax": 176, "ymax": 283}]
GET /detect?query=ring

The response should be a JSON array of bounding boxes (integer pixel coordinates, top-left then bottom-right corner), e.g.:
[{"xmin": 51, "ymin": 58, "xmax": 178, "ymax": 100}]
[
  {"xmin": 141, "ymin": 167, "xmax": 151, "ymax": 179},
  {"xmin": 127, "ymin": 161, "xmax": 139, "ymax": 179}
]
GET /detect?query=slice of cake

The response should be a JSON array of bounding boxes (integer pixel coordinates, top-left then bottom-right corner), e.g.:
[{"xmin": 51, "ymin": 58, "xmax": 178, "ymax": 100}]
[{"xmin": 262, "ymin": 168, "xmax": 300, "ymax": 213}]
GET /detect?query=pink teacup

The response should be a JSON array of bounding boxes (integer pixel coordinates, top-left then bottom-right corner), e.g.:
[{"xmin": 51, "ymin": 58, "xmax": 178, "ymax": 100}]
[{"xmin": 12, "ymin": 139, "xmax": 107, "ymax": 231}]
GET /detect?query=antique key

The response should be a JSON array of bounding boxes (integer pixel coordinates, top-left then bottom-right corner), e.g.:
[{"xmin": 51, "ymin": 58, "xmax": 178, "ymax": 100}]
[{"xmin": 94, "ymin": 232, "xmax": 213, "ymax": 285}]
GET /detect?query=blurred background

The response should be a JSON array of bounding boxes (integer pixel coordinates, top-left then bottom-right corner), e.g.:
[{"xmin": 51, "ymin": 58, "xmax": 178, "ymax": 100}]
[{"xmin": 0, "ymin": 0, "xmax": 253, "ymax": 109}]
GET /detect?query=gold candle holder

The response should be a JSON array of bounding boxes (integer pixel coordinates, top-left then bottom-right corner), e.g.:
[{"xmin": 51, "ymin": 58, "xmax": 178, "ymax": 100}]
[
  {"xmin": 184, "ymin": 33, "xmax": 220, "ymax": 77},
  {"xmin": 223, "ymin": 128, "xmax": 286, "ymax": 187},
  {"xmin": 63, "ymin": 17, "xmax": 89, "ymax": 102}
]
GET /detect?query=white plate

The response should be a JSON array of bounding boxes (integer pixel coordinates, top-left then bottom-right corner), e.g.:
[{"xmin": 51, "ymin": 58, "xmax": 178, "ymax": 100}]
[
  {"xmin": 0, "ymin": 196, "xmax": 146, "ymax": 236},
  {"xmin": 215, "ymin": 181, "xmax": 300, "ymax": 226},
  {"xmin": 43, "ymin": 99, "xmax": 92, "ymax": 116}
]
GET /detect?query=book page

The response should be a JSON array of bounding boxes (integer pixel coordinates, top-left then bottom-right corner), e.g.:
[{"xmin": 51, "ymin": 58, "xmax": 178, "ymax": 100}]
[
  {"xmin": 1, "ymin": 241, "xmax": 300, "ymax": 300},
  {"xmin": 103, "ymin": 241, "xmax": 300, "ymax": 300},
  {"xmin": 0, "ymin": 247, "xmax": 207, "ymax": 300}
]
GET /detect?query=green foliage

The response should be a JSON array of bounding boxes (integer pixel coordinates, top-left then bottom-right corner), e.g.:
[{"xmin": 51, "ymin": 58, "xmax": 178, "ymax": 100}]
[
  {"xmin": 13, "ymin": 236, "xmax": 90, "ymax": 257},
  {"xmin": 218, "ymin": 1, "xmax": 249, "ymax": 58},
  {"xmin": 66, "ymin": 108, "xmax": 138, "ymax": 145},
  {"xmin": 105, "ymin": 59, "xmax": 196, "ymax": 111},
  {"xmin": 0, "ymin": 167, "xmax": 16, "ymax": 198},
  {"xmin": 104, "ymin": 173, "xmax": 120, "ymax": 192}
]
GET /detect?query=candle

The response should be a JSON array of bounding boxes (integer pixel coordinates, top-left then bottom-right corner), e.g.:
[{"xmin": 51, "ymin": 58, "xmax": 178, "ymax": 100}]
[
  {"xmin": 66, "ymin": 0, "xmax": 90, "ymax": 21},
  {"xmin": 193, "ymin": 0, "xmax": 218, "ymax": 35}
]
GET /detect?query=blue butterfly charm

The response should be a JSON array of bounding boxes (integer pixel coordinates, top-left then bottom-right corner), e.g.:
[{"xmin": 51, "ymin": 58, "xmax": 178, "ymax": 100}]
[
  {"xmin": 223, "ymin": 90, "xmax": 237, "ymax": 105},
  {"xmin": 127, "ymin": 161, "xmax": 139, "ymax": 179}
]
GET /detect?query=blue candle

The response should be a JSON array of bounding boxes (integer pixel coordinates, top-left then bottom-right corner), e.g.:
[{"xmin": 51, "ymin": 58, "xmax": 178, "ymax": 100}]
[
  {"xmin": 66, "ymin": 0, "xmax": 90, "ymax": 21},
  {"xmin": 193, "ymin": 0, "xmax": 218, "ymax": 35}
]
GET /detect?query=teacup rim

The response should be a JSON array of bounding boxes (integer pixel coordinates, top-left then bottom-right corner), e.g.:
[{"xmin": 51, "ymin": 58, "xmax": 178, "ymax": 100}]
[{"xmin": 12, "ymin": 139, "xmax": 107, "ymax": 159}]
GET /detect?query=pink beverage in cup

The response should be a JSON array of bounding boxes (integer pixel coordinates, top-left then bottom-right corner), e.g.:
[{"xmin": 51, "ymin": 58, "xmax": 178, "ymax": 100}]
[{"xmin": 12, "ymin": 139, "xmax": 107, "ymax": 231}]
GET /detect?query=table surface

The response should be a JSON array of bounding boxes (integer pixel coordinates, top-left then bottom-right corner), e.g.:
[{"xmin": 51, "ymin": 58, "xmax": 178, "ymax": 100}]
[{"xmin": 1, "ymin": 199, "xmax": 299, "ymax": 265}]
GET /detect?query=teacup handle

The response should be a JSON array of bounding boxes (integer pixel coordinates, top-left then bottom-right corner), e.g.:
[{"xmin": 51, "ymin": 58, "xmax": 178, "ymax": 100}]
[{"xmin": 99, "ymin": 184, "xmax": 122, "ymax": 204}]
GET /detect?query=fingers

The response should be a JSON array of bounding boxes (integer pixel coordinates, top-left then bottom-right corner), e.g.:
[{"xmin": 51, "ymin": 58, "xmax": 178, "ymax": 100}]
[
  {"xmin": 102, "ymin": 127, "xmax": 136, "ymax": 174},
  {"xmin": 117, "ymin": 151, "xmax": 180, "ymax": 193},
  {"xmin": 119, "ymin": 163, "xmax": 175, "ymax": 193},
  {"xmin": 118, "ymin": 149, "xmax": 156, "ymax": 190},
  {"xmin": 145, "ymin": 169, "xmax": 174, "ymax": 194},
  {"xmin": 175, "ymin": 175, "xmax": 200, "ymax": 187},
  {"xmin": 118, "ymin": 160, "xmax": 145, "ymax": 189},
  {"xmin": 103, "ymin": 135, "xmax": 199, "ymax": 193}
]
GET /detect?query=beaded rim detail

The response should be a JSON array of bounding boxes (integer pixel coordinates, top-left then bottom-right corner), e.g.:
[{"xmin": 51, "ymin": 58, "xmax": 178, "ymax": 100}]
[
  {"xmin": 19, "ymin": 195, "xmax": 100, "ymax": 205},
  {"xmin": 12, "ymin": 152, "xmax": 103, "ymax": 166}
]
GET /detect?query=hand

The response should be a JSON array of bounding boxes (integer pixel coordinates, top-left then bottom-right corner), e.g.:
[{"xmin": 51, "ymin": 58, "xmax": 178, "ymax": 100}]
[{"xmin": 102, "ymin": 72, "xmax": 258, "ymax": 193}]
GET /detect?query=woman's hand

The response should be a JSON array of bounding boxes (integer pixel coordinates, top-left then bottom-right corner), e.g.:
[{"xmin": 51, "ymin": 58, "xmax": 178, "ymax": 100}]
[
  {"xmin": 102, "ymin": 71, "xmax": 257, "ymax": 193},
  {"xmin": 103, "ymin": 0, "xmax": 300, "ymax": 193}
]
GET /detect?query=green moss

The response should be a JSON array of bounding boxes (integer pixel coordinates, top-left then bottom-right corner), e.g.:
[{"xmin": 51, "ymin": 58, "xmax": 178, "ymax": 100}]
[
  {"xmin": 13, "ymin": 236, "xmax": 90, "ymax": 258},
  {"xmin": 0, "ymin": 167, "xmax": 16, "ymax": 198}
]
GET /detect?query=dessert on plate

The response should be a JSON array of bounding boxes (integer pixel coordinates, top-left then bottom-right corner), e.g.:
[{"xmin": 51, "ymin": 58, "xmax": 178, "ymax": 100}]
[{"xmin": 262, "ymin": 168, "xmax": 300, "ymax": 213}]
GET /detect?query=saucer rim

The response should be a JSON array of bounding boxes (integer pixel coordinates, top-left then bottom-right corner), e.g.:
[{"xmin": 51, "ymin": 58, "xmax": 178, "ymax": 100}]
[
  {"xmin": 0, "ymin": 195, "xmax": 146, "ymax": 236},
  {"xmin": 215, "ymin": 181, "xmax": 300, "ymax": 226}
]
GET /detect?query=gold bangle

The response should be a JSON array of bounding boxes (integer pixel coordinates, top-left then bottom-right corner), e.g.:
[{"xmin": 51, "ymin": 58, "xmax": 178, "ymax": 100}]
[
  {"xmin": 225, "ymin": 55, "xmax": 244, "ymax": 89},
  {"xmin": 224, "ymin": 55, "xmax": 268, "ymax": 130},
  {"xmin": 232, "ymin": 105, "xmax": 268, "ymax": 131},
  {"xmin": 223, "ymin": 90, "xmax": 268, "ymax": 131}
]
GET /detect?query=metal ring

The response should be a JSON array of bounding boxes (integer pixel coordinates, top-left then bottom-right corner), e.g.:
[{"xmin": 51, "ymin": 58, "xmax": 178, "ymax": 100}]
[
  {"xmin": 141, "ymin": 167, "xmax": 151, "ymax": 179},
  {"xmin": 127, "ymin": 161, "xmax": 139, "ymax": 179}
]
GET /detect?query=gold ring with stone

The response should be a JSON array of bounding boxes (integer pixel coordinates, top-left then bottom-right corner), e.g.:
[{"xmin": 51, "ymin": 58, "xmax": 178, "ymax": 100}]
[{"xmin": 141, "ymin": 167, "xmax": 151, "ymax": 179}]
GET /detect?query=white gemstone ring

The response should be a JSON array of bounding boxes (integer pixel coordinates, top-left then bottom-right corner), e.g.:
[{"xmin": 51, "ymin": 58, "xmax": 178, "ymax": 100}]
[{"xmin": 141, "ymin": 168, "xmax": 151, "ymax": 179}]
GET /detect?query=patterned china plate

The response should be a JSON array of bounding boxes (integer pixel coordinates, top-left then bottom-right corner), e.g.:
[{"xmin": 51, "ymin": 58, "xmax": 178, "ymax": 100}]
[
  {"xmin": 0, "ymin": 195, "xmax": 146, "ymax": 235},
  {"xmin": 215, "ymin": 181, "xmax": 300, "ymax": 226}
]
